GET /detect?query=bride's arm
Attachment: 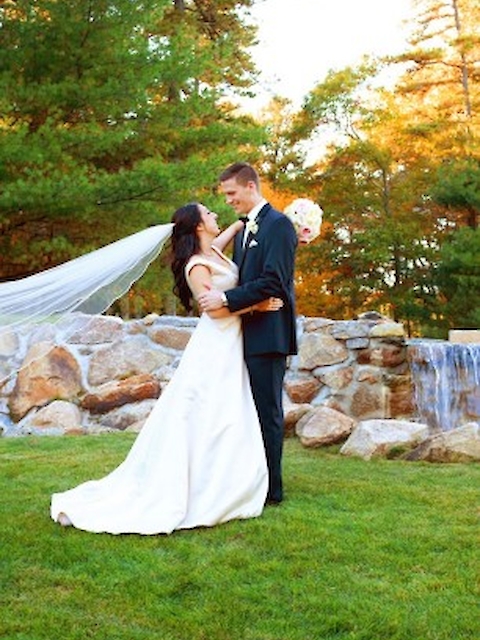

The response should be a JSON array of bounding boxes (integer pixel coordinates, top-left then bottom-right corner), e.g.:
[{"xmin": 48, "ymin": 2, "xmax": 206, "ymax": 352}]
[
  {"xmin": 188, "ymin": 264, "xmax": 282, "ymax": 318},
  {"xmin": 188, "ymin": 264, "xmax": 231, "ymax": 318},
  {"xmin": 212, "ymin": 219, "xmax": 244, "ymax": 252}
]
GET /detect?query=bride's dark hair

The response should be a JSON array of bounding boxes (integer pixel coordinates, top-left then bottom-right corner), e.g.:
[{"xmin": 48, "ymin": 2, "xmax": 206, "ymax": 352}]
[{"xmin": 171, "ymin": 203, "xmax": 202, "ymax": 313}]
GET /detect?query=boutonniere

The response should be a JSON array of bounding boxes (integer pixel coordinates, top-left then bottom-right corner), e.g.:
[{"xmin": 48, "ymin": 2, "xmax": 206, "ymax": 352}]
[{"xmin": 245, "ymin": 219, "xmax": 258, "ymax": 236}]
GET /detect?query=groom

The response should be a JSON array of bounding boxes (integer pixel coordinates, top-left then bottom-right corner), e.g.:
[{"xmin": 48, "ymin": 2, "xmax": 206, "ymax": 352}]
[{"xmin": 198, "ymin": 162, "xmax": 298, "ymax": 505}]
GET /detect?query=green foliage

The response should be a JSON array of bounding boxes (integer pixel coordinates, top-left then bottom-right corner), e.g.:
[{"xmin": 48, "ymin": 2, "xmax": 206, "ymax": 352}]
[
  {"xmin": 393, "ymin": 0, "xmax": 480, "ymax": 129},
  {"xmin": 433, "ymin": 158, "xmax": 480, "ymax": 229},
  {"xmin": 435, "ymin": 227, "xmax": 480, "ymax": 329},
  {"xmin": 261, "ymin": 0, "xmax": 480, "ymax": 332},
  {"xmin": 291, "ymin": 61, "xmax": 379, "ymax": 142},
  {"xmin": 2, "ymin": 0, "xmax": 480, "ymax": 326},
  {"xmin": 0, "ymin": 0, "xmax": 263, "ymax": 300},
  {"xmin": 1, "ymin": 436, "xmax": 479, "ymax": 640},
  {"xmin": 250, "ymin": 0, "xmax": 480, "ymax": 331},
  {"xmin": 297, "ymin": 136, "xmax": 445, "ymax": 328},
  {"xmin": 257, "ymin": 97, "xmax": 308, "ymax": 186}
]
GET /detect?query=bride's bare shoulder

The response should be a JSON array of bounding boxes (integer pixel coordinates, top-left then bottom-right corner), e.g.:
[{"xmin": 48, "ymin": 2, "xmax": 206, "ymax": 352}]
[{"xmin": 186, "ymin": 255, "xmax": 212, "ymax": 273}]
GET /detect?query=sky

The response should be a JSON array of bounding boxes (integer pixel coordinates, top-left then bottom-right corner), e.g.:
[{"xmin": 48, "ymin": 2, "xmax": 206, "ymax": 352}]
[{"xmin": 244, "ymin": 0, "xmax": 415, "ymax": 112}]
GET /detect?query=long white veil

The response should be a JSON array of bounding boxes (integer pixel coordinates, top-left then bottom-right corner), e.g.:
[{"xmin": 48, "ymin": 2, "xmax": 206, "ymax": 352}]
[{"xmin": 0, "ymin": 223, "xmax": 174, "ymax": 383}]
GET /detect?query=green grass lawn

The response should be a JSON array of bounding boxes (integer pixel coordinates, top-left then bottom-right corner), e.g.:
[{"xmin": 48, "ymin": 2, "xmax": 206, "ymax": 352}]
[{"xmin": 0, "ymin": 435, "xmax": 478, "ymax": 640}]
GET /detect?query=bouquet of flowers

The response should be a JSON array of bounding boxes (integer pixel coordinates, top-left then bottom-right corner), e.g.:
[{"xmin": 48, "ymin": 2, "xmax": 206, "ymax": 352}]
[{"xmin": 284, "ymin": 198, "xmax": 323, "ymax": 244}]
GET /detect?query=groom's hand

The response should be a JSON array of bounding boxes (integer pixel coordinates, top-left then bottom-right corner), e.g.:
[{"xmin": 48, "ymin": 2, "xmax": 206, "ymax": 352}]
[{"xmin": 197, "ymin": 288, "xmax": 224, "ymax": 311}]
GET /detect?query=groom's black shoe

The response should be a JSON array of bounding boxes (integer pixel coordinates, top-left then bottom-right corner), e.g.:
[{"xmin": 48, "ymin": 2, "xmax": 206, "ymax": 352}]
[{"xmin": 265, "ymin": 498, "xmax": 282, "ymax": 507}]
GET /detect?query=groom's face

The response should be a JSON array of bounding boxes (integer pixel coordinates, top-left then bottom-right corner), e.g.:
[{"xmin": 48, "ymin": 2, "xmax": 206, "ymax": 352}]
[{"xmin": 220, "ymin": 177, "xmax": 256, "ymax": 216}]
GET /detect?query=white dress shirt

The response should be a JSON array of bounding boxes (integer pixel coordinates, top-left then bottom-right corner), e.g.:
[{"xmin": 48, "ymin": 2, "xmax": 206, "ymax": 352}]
[{"xmin": 242, "ymin": 199, "xmax": 267, "ymax": 248}]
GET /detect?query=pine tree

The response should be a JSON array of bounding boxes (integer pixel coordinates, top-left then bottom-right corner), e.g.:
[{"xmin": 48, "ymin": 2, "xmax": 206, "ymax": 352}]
[
  {"xmin": 436, "ymin": 227, "xmax": 480, "ymax": 330},
  {"xmin": 394, "ymin": 0, "xmax": 480, "ymax": 157},
  {"xmin": 0, "ymin": 0, "xmax": 263, "ymax": 297}
]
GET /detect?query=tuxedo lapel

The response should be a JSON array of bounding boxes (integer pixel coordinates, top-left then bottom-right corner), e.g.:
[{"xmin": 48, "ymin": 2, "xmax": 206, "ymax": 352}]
[
  {"xmin": 238, "ymin": 203, "xmax": 271, "ymax": 275},
  {"xmin": 255, "ymin": 203, "xmax": 270, "ymax": 225},
  {"xmin": 237, "ymin": 237, "xmax": 249, "ymax": 272}
]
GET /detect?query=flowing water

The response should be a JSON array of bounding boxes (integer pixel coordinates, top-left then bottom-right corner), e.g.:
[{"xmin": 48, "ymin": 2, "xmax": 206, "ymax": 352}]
[{"xmin": 408, "ymin": 340, "xmax": 480, "ymax": 432}]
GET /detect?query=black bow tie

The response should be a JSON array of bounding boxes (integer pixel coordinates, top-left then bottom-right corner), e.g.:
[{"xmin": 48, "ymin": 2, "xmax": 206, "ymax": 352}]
[{"xmin": 239, "ymin": 216, "xmax": 249, "ymax": 224}]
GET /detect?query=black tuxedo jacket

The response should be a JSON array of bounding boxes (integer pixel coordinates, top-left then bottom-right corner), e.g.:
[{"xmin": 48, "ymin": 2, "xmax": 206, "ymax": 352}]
[{"xmin": 225, "ymin": 203, "xmax": 298, "ymax": 357}]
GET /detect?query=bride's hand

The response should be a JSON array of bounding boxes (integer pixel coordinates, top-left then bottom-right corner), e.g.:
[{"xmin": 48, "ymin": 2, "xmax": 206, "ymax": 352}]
[{"xmin": 253, "ymin": 297, "xmax": 284, "ymax": 313}]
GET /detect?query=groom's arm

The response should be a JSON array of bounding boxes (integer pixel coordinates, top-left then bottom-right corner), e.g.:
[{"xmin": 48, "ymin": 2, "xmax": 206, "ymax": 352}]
[
  {"xmin": 226, "ymin": 219, "xmax": 296, "ymax": 311},
  {"xmin": 190, "ymin": 265, "xmax": 283, "ymax": 316},
  {"xmin": 198, "ymin": 216, "xmax": 297, "ymax": 312}
]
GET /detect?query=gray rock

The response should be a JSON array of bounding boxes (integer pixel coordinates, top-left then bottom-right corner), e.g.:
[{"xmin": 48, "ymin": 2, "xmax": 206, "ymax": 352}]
[
  {"xmin": 340, "ymin": 419, "xmax": 429, "ymax": 460},
  {"xmin": 405, "ymin": 422, "xmax": 480, "ymax": 462},
  {"xmin": 296, "ymin": 406, "xmax": 356, "ymax": 448}
]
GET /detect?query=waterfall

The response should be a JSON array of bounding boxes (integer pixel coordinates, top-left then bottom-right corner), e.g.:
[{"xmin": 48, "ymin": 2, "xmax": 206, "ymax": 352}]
[{"xmin": 408, "ymin": 340, "xmax": 480, "ymax": 432}]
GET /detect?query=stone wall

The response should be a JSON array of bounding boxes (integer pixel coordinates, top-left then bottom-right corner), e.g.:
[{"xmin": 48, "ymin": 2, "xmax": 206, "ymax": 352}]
[{"xmin": 0, "ymin": 312, "xmax": 414, "ymax": 437}]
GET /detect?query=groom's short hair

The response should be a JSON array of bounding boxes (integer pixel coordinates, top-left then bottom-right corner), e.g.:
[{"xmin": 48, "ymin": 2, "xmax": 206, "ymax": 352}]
[{"xmin": 220, "ymin": 162, "xmax": 260, "ymax": 189}]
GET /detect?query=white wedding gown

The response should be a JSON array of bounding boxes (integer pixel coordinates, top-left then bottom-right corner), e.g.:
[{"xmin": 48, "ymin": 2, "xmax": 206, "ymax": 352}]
[{"xmin": 50, "ymin": 249, "xmax": 268, "ymax": 534}]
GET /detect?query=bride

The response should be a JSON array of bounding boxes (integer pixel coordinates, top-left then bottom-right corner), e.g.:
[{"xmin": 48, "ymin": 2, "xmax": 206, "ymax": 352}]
[{"xmin": 50, "ymin": 203, "xmax": 283, "ymax": 535}]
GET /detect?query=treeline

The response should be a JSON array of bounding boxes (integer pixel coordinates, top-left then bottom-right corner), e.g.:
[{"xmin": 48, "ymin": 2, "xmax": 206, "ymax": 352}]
[{"xmin": 1, "ymin": 0, "xmax": 479, "ymax": 336}]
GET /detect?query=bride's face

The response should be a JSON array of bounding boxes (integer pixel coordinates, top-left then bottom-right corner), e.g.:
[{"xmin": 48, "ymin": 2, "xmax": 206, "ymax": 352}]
[{"xmin": 198, "ymin": 204, "xmax": 220, "ymax": 236}]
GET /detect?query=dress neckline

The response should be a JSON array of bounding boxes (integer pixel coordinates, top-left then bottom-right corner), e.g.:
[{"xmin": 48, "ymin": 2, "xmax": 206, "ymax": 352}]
[
  {"xmin": 211, "ymin": 245, "xmax": 231, "ymax": 265},
  {"xmin": 187, "ymin": 247, "xmax": 235, "ymax": 275},
  {"xmin": 196, "ymin": 245, "xmax": 232, "ymax": 268}
]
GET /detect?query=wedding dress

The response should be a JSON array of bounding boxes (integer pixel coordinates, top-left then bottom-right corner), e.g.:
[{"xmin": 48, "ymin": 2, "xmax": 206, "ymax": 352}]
[{"xmin": 50, "ymin": 248, "xmax": 268, "ymax": 534}]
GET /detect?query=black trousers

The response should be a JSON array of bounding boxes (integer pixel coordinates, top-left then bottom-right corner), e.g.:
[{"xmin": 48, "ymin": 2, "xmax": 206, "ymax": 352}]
[{"xmin": 245, "ymin": 353, "xmax": 287, "ymax": 503}]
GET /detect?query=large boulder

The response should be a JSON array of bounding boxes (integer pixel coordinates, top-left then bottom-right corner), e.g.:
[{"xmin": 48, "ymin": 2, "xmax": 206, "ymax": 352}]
[
  {"xmin": 284, "ymin": 374, "xmax": 321, "ymax": 404},
  {"xmin": 283, "ymin": 400, "xmax": 312, "ymax": 437},
  {"xmin": 340, "ymin": 419, "xmax": 430, "ymax": 460},
  {"xmin": 0, "ymin": 327, "xmax": 19, "ymax": 358},
  {"xmin": 87, "ymin": 336, "xmax": 171, "ymax": 386},
  {"xmin": 298, "ymin": 332, "xmax": 349, "ymax": 370},
  {"xmin": 9, "ymin": 342, "xmax": 83, "ymax": 421},
  {"xmin": 65, "ymin": 314, "xmax": 123, "ymax": 345},
  {"xmin": 86, "ymin": 398, "xmax": 157, "ymax": 433},
  {"xmin": 81, "ymin": 374, "xmax": 161, "ymax": 413},
  {"xmin": 19, "ymin": 400, "xmax": 83, "ymax": 435},
  {"xmin": 148, "ymin": 325, "xmax": 193, "ymax": 350},
  {"xmin": 405, "ymin": 423, "xmax": 480, "ymax": 463},
  {"xmin": 296, "ymin": 406, "xmax": 356, "ymax": 448}
]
